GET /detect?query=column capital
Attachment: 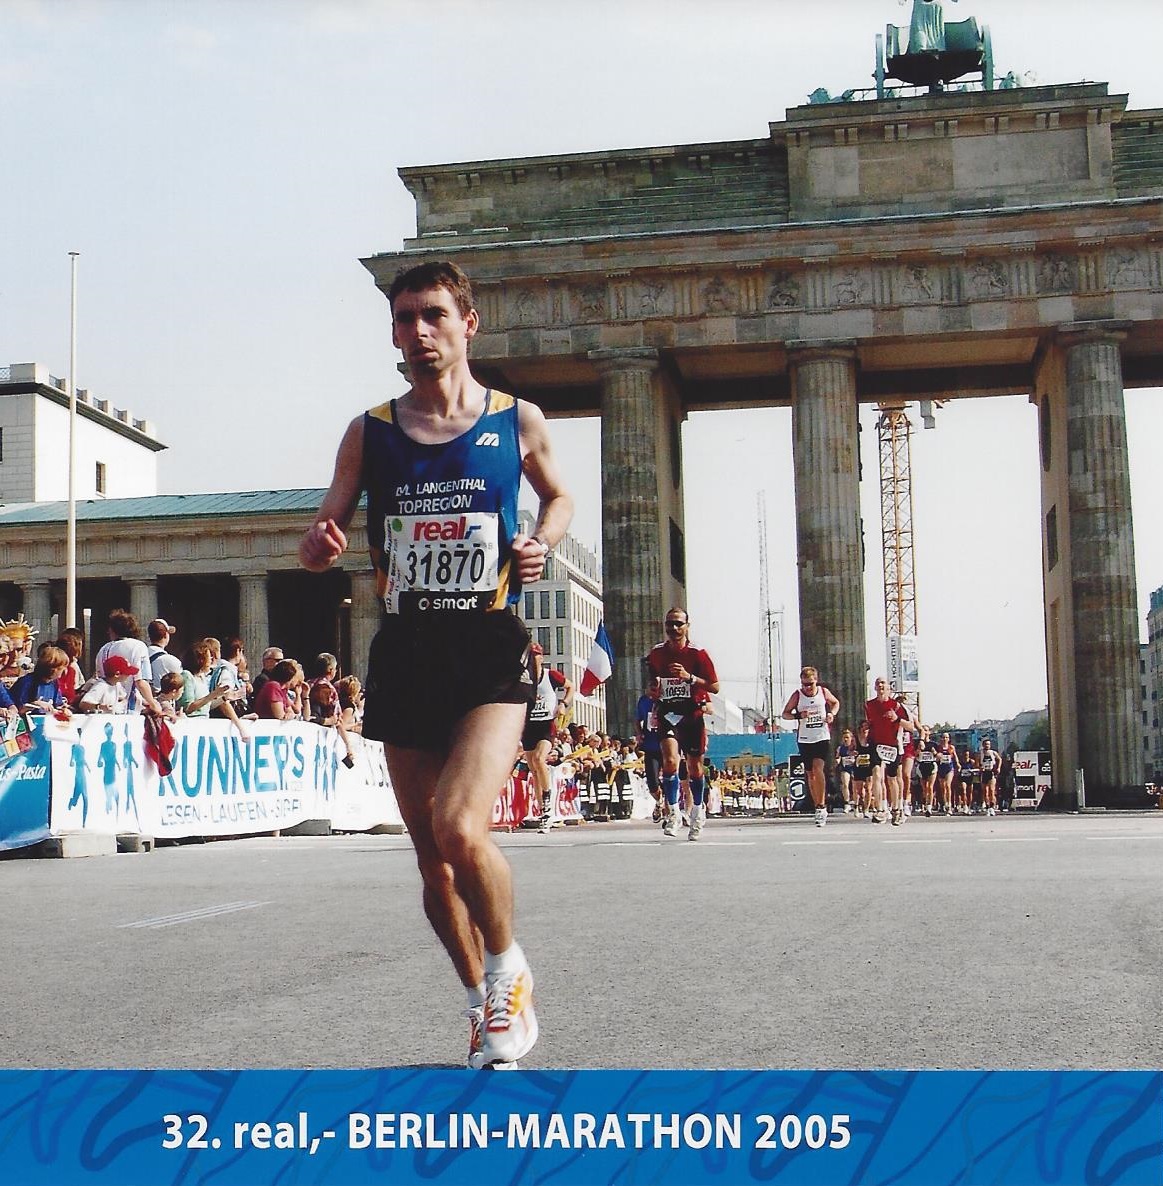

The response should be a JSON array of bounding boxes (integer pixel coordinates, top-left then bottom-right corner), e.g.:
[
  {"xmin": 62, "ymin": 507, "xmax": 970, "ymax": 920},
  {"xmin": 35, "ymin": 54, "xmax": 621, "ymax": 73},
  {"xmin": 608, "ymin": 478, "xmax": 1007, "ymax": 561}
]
[
  {"xmin": 785, "ymin": 339, "xmax": 858, "ymax": 365},
  {"xmin": 1055, "ymin": 320, "xmax": 1132, "ymax": 348},
  {"xmin": 587, "ymin": 346, "xmax": 659, "ymax": 375}
]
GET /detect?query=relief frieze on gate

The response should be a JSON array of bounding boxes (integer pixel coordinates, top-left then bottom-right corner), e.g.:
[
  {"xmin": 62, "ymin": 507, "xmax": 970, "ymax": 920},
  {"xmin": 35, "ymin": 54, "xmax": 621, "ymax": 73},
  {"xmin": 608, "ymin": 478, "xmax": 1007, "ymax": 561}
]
[{"xmin": 470, "ymin": 243, "xmax": 1162, "ymax": 345}]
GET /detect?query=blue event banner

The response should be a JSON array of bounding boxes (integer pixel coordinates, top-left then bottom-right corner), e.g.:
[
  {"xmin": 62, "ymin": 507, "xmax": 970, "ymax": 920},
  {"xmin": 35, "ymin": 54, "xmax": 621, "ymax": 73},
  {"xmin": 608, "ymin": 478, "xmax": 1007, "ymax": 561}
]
[{"xmin": 0, "ymin": 1068, "xmax": 1159, "ymax": 1186}]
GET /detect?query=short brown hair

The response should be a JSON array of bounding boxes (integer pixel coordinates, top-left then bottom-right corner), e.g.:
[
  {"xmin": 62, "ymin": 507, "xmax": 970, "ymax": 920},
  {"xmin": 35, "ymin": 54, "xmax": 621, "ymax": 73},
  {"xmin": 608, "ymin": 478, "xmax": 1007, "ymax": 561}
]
[
  {"xmin": 159, "ymin": 672, "xmax": 184, "ymax": 696},
  {"xmin": 107, "ymin": 609, "xmax": 139, "ymax": 639},
  {"xmin": 388, "ymin": 261, "xmax": 474, "ymax": 318}
]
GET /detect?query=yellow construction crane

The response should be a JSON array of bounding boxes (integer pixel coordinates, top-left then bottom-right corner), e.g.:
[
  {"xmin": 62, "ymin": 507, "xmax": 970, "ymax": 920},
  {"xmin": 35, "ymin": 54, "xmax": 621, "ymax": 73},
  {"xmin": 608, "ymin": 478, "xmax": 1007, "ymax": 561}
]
[{"xmin": 876, "ymin": 400, "xmax": 940, "ymax": 719}]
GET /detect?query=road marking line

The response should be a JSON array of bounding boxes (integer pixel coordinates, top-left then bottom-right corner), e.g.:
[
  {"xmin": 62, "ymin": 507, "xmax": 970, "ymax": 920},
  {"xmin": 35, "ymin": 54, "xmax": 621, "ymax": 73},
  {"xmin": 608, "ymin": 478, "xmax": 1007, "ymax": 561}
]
[
  {"xmin": 1084, "ymin": 834, "xmax": 1163, "ymax": 841},
  {"xmin": 977, "ymin": 837, "xmax": 1059, "ymax": 844},
  {"xmin": 884, "ymin": 839, "xmax": 953, "ymax": 844},
  {"xmin": 119, "ymin": 901, "xmax": 271, "ymax": 929},
  {"xmin": 781, "ymin": 839, "xmax": 859, "ymax": 846}
]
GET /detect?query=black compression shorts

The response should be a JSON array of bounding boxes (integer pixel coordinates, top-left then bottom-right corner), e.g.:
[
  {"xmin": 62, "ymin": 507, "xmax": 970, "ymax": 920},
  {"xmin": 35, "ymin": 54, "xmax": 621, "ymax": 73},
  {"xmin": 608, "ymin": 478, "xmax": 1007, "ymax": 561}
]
[{"xmin": 363, "ymin": 609, "xmax": 534, "ymax": 751}]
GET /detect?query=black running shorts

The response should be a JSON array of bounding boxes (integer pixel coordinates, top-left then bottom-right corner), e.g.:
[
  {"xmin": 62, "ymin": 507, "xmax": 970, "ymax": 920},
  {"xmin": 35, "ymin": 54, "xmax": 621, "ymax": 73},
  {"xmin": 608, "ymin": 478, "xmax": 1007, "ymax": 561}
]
[
  {"xmin": 363, "ymin": 609, "xmax": 534, "ymax": 751},
  {"xmin": 658, "ymin": 709, "xmax": 706, "ymax": 757},
  {"xmin": 799, "ymin": 739, "xmax": 831, "ymax": 766},
  {"xmin": 521, "ymin": 718, "xmax": 554, "ymax": 751}
]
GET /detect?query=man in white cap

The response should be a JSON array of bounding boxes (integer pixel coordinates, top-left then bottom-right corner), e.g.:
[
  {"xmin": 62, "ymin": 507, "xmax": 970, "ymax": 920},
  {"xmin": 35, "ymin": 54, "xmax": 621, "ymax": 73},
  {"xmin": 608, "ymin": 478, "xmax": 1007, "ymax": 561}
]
[{"xmin": 146, "ymin": 619, "xmax": 182, "ymax": 691}]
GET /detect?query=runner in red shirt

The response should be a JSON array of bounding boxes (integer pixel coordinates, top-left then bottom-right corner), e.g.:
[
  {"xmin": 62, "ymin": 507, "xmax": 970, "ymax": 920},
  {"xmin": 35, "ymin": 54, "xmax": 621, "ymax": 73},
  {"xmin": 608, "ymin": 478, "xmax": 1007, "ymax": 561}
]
[
  {"xmin": 864, "ymin": 676, "xmax": 912, "ymax": 826},
  {"xmin": 647, "ymin": 607, "xmax": 719, "ymax": 841}
]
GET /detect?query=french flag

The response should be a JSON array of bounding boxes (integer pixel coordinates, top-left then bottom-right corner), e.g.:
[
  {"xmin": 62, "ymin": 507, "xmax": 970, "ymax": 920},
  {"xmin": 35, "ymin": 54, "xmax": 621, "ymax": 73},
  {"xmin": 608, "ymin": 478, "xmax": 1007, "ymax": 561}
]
[{"xmin": 579, "ymin": 621, "xmax": 615, "ymax": 698}]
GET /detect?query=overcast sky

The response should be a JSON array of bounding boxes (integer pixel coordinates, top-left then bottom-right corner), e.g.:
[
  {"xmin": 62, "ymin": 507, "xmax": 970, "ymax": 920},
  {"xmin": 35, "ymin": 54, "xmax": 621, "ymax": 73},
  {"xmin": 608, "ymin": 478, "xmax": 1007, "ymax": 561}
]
[{"xmin": 3, "ymin": 0, "xmax": 1161, "ymax": 725}]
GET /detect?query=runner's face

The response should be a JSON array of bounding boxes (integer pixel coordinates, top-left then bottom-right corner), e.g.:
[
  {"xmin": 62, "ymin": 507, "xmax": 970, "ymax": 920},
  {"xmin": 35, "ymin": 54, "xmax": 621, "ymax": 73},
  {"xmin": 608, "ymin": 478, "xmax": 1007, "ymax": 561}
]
[
  {"xmin": 391, "ymin": 285, "xmax": 478, "ymax": 374},
  {"xmin": 663, "ymin": 616, "xmax": 688, "ymax": 645}
]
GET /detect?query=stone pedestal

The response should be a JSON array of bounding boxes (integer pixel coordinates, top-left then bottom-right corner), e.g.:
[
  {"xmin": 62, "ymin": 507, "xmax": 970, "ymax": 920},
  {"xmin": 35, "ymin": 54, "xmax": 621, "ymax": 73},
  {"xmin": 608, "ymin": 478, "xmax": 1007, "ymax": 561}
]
[
  {"xmin": 1037, "ymin": 324, "xmax": 1143, "ymax": 806},
  {"xmin": 788, "ymin": 344, "xmax": 867, "ymax": 734},
  {"xmin": 348, "ymin": 569, "xmax": 380, "ymax": 683},
  {"xmin": 590, "ymin": 347, "xmax": 670, "ymax": 735},
  {"xmin": 127, "ymin": 578, "xmax": 157, "ymax": 632},
  {"xmin": 20, "ymin": 580, "xmax": 52, "ymax": 640},
  {"xmin": 238, "ymin": 574, "xmax": 270, "ymax": 671}
]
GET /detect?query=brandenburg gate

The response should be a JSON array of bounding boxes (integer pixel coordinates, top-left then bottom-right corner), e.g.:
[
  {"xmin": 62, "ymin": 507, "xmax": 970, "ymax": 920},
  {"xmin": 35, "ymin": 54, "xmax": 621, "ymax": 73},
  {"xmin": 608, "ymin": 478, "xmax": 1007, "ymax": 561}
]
[{"xmin": 363, "ymin": 80, "xmax": 1163, "ymax": 808}]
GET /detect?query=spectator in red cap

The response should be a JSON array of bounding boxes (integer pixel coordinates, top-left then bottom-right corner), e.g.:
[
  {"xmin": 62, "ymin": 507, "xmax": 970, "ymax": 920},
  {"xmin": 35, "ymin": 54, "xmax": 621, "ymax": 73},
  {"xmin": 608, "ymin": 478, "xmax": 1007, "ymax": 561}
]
[
  {"xmin": 94, "ymin": 609, "xmax": 163, "ymax": 715},
  {"xmin": 77, "ymin": 654, "xmax": 139, "ymax": 714}
]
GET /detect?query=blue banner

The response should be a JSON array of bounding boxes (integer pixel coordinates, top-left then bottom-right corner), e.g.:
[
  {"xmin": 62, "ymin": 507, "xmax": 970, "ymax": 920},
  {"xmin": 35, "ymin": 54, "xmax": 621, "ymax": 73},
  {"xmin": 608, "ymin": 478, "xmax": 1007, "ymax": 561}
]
[
  {"xmin": 0, "ymin": 716, "xmax": 51, "ymax": 851},
  {"xmin": 0, "ymin": 1069, "xmax": 1158, "ymax": 1185}
]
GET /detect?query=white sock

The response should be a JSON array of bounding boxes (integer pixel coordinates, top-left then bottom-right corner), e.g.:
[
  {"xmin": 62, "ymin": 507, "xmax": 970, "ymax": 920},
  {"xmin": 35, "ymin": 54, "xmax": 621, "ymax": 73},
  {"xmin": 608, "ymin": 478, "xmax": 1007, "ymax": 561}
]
[
  {"xmin": 467, "ymin": 983, "xmax": 486, "ymax": 1009},
  {"xmin": 484, "ymin": 941, "xmax": 525, "ymax": 977}
]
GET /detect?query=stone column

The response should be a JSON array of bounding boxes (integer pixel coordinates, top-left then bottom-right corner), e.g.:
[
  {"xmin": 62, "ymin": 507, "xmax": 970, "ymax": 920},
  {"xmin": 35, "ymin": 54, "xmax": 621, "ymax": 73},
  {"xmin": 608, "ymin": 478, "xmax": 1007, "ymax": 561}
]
[
  {"xmin": 237, "ymin": 574, "xmax": 270, "ymax": 672},
  {"xmin": 20, "ymin": 580, "xmax": 52, "ymax": 639},
  {"xmin": 1061, "ymin": 326, "xmax": 1142, "ymax": 803},
  {"xmin": 590, "ymin": 347, "xmax": 664, "ymax": 736},
  {"xmin": 787, "ymin": 343, "xmax": 867, "ymax": 735},
  {"xmin": 348, "ymin": 569, "xmax": 380, "ymax": 683},
  {"xmin": 127, "ymin": 578, "xmax": 158, "ymax": 632}
]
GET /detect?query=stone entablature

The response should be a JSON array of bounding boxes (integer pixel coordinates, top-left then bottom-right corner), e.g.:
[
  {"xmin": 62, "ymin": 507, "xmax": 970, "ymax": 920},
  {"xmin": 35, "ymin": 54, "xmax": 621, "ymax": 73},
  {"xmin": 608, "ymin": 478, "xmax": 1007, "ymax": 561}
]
[
  {"xmin": 784, "ymin": 83, "xmax": 1123, "ymax": 220},
  {"xmin": 0, "ymin": 513, "xmax": 370, "ymax": 584},
  {"xmin": 383, "ymin": 84, "xmax": 1163, "ymax": 251},
  {"xmin": 367, "ymin": 201, "xmax": 1163, "ymax": 408}
]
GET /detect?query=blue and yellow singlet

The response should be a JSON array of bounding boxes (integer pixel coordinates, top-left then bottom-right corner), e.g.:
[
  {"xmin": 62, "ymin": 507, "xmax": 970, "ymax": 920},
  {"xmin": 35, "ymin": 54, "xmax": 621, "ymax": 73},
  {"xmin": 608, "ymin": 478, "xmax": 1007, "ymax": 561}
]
[{"xmin": 363, "ymin": 391, "xmax": 522, "ymax": 614}]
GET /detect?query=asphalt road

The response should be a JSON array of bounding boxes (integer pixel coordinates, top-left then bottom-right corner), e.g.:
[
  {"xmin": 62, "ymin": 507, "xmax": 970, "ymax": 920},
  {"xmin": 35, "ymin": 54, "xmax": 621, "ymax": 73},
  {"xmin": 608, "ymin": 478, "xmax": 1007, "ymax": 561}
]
[{"xmin": 3, "ymin": 809, "xmax": 1162, "ymax": 1071}]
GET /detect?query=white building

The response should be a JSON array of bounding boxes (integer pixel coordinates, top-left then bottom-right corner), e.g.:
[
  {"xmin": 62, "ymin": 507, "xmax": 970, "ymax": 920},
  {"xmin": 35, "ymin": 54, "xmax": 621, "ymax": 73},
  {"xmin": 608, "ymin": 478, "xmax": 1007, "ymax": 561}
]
[
  {"xmin": 0, "ymin": 363, "xmax": 164, "ymax": 503},
  {"xmin": 517, "ymin": 509, "xmax": 606, "ymax": 733}
]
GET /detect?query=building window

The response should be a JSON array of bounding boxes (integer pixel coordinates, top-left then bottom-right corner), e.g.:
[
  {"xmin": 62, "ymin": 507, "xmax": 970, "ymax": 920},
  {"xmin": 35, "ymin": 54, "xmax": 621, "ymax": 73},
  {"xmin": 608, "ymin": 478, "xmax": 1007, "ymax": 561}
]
[
  {"xmin": 555, "ymin": 590, "xmax": 566, "ymax": 618},
  {"xmin": 556, "ymin": 626, "xmax": 565, "ymax": 655},
  {"xmin": 524, "ymin": 592, "xmax": 535, "ymax": 619},
  {"xmin": 95, "ymin": 461, "xmax": 107, "ymax": 495},
  {"xmin": 539, "ymin": 591, "xmax": 550, "ymax": 619},
  {"xmin": 1046, "ymin": 505, "xmax": 1058, "ymax": 571},
  {"xmin": 537, "ymin": 627, "xmax": 550, "ymax": 653}
]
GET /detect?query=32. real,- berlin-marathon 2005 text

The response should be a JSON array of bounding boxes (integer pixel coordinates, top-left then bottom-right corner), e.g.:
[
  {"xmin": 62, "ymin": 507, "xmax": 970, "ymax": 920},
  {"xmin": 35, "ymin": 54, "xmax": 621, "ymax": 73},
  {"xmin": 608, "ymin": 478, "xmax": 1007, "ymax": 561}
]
[{"xmin": 162, "ymin": 1110, "xmax": 853, "ymax": 1154}]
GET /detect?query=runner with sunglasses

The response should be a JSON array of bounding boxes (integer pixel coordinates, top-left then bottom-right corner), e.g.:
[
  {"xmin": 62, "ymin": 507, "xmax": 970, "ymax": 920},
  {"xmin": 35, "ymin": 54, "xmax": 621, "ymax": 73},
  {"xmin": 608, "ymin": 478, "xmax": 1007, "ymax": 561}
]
[
  {"xmin": 646, "ymin": 608, "xmax": 720, "ymax": 841},
  {"xmin": 782, "ymin": 666, "xmax": 840, "ymax": 827}
]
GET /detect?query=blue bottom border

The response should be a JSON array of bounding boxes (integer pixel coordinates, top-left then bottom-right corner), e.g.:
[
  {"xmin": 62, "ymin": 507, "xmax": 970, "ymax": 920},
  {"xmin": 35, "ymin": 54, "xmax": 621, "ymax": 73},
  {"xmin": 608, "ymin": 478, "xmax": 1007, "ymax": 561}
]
[{"xmin": 0, "ymin": 1068, "xmax": 1159, "ymax": 1185}]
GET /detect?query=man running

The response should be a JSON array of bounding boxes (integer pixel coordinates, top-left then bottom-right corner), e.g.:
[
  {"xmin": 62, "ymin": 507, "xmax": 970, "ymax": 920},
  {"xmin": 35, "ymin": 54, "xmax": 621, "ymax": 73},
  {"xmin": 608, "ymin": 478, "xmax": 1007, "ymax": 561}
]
[
  {"xmin": 523, "ymin": 643, "xmax": 572, "ymax": 833},
  {"xmin": 299, "ymin": 260, "xmax": 572, "ymax": 1070},
  {"xmin": 634, "ymin": 658, "xmax": 664, "ymax": 823},
  {"xmin": 646, "ymin": 608, "xmax": 719, "ymax": 841},
  {"xmin": 979, "ymin": 738, "xmax": 1001, "ymax": 817},
  {"xmin": 864, "ymin": 677, "xmax": 912, "ymax": 826},
  {"xmin": 781, "ymin": 666, "xmax": 840, "ymax": 827}
]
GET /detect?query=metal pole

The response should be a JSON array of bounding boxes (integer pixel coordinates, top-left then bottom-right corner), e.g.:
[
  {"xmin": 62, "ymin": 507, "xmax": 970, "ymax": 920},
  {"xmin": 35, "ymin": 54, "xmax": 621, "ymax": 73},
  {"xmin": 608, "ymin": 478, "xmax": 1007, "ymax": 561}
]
[{"xmin": 66, "ymin": 251, "xmax": 80, "ymax": 629}]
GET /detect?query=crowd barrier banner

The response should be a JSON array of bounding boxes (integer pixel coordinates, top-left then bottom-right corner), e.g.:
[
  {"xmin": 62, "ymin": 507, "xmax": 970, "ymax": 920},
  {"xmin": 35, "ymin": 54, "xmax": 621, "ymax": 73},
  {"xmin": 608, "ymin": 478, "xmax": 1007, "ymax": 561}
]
[
  {"xmin": 0, "ymin": 715, "xmax": 52, "ymax": 851},
  {"xmin": 32, "ymin": 715, "xmax": 403, "ymax": 842}
]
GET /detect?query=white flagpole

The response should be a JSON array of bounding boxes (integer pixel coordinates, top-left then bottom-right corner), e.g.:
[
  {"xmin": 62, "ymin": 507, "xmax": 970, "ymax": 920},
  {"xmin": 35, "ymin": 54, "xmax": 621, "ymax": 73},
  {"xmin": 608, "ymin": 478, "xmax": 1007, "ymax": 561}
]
[{"xmin": 66, "ymin": 251, "xmax": 79, "ymax": 629}]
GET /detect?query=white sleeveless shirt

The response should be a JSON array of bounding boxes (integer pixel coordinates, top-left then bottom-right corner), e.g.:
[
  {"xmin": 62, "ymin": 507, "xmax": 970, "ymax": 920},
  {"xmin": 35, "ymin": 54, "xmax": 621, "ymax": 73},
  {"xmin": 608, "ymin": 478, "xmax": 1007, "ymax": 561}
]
[{"xmin": 795, "ymin": 688, "xmax": 831, "ymax": 744}]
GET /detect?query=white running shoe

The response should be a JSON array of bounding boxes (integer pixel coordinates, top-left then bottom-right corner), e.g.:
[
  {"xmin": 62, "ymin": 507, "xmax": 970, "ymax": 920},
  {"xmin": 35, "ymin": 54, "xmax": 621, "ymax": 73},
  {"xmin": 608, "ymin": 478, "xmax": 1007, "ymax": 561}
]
[
  {"xmin": 479, "ymin": 967, "xmax": 538, "ymax": 1066},
  {"xmin": 662, "ymin": 806, "xmax": 678, "ymax": 837},
  {"xmin": 843, "ymin": 803, "xmax": 853, "ymax": 814},
  {"xmin": 688, "ymin": 804, "xmax": 704, "ymax": 841},
  {"xmin": 465, "ymin": 1006, "xmax": 518, "ymax": 1070},
  {"xmin": 814, "ymin": 807, "xmax": 827, "ymax": 827},
  {"xmin": 891, "ymin": 807, "xmax": 902, "ymax": 826}
]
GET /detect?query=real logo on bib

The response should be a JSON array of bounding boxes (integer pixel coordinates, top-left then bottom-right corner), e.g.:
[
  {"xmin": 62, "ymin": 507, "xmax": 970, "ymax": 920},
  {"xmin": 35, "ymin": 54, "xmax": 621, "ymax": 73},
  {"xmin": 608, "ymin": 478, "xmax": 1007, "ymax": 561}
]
[{"xmin": 474, "ymin": 431, "xmax": 500, "ymax": 447}]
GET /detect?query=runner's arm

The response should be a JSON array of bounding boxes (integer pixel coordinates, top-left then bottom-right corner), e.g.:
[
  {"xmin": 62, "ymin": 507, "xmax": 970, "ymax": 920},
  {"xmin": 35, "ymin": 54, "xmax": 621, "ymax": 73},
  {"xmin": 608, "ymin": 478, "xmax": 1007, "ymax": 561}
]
[
  {"xmin": 780, "ymin": 691, "xmax": 800, "ymax": 720},
  {"xmin": 824, "ymin": 687, "xmax": 840, "ymax": 720},
  {"xmin": 300, "ymin": 416, "xmax": 365, "ymax": 572},
  {"xmin": 514, "ymin": 400, "xmax": 574, "ymax": 583}
]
